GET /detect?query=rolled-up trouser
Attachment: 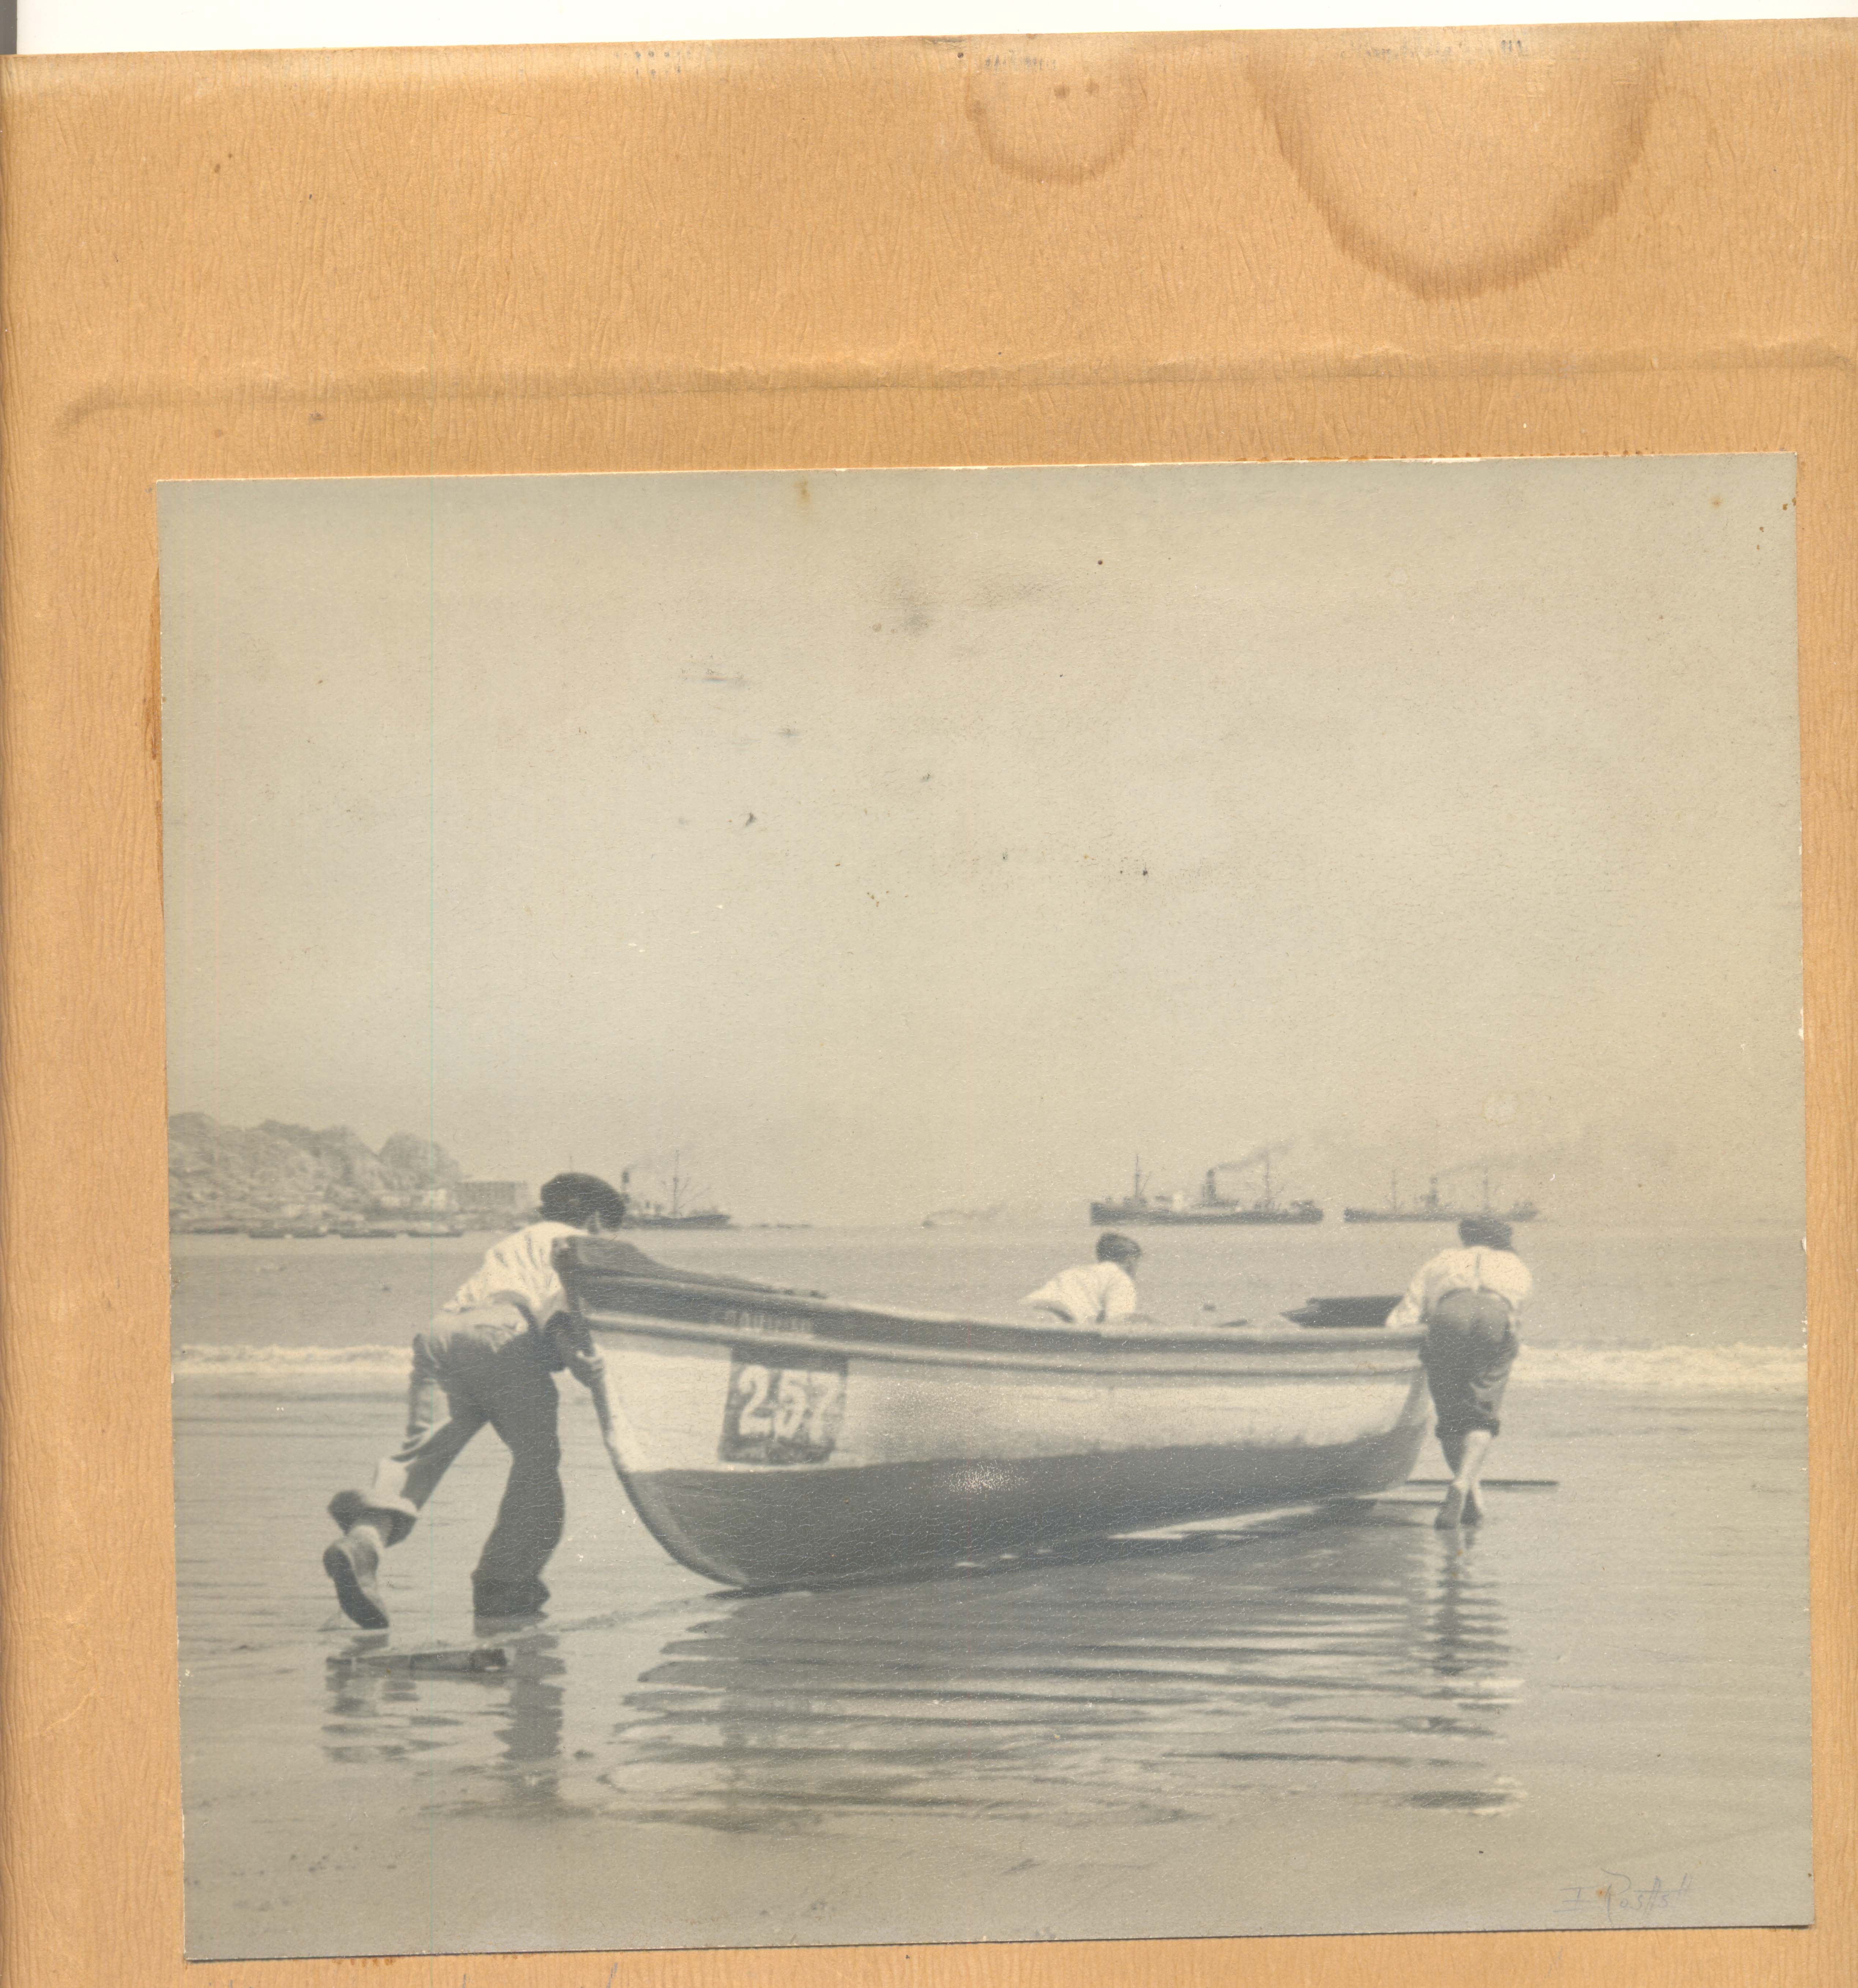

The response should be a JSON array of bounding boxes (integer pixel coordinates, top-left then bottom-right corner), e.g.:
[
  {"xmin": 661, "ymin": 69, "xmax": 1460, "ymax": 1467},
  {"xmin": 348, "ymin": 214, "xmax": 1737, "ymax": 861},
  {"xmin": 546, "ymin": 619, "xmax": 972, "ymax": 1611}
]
[
  {"xmin": 1420, "ymin": 1287, "xmax": 1520, "ymax": 1441},
  {"xmin": 343, "ymin": 1303, "xmax": 565, "ymax": 1596}
]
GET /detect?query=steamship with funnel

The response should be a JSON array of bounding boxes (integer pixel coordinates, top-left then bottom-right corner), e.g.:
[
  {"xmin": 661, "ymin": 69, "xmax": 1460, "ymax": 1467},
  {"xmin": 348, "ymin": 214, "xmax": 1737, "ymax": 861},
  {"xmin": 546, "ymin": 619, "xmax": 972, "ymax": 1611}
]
[
  {"xmin": 1089, "ymin": 1157, "xmax": 1323, "ymax": 1227},
  {"xmin": 620, "ymin": 1156, "xmax": 732, "ymax": 1231},
  {"xmin": 1342, "ymin": 1167, "xmax": 1539, "ymax": 1225}
]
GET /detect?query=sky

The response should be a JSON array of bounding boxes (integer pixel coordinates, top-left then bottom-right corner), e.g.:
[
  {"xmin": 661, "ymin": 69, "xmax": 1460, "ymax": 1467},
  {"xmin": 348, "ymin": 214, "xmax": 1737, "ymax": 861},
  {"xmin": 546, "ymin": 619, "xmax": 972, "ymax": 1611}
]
[{"xmin": 159, "ymin": 457, "xmax": 1803, "ymax": 1224}]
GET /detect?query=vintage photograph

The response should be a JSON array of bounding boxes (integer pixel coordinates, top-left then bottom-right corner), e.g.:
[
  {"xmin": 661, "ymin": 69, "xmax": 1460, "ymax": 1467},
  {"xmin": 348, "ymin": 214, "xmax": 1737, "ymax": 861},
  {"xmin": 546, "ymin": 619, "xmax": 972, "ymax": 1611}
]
[{"xmin": 161, "ymin": 457, "xmax": 1809, "ymax": 1960}]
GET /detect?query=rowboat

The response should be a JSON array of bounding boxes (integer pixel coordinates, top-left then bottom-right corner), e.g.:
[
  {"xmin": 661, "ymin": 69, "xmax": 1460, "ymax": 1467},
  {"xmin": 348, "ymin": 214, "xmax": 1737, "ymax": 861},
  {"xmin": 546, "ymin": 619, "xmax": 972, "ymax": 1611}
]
[
  {"xmin": 557, "ymin": 1238, "xmax": 1431, "ymax": 1590},
  {"xmin": 1285, "ymin": 1294, "xmax": 1402, "ymax": 1331}
]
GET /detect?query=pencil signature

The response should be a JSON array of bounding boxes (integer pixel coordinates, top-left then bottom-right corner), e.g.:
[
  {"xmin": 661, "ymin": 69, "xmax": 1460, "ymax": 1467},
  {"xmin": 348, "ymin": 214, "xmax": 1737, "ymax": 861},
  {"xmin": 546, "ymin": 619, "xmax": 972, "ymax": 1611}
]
[{"xmin": 1556, "ymin": 1870, "xmax": 1693, "ymax": 1924}]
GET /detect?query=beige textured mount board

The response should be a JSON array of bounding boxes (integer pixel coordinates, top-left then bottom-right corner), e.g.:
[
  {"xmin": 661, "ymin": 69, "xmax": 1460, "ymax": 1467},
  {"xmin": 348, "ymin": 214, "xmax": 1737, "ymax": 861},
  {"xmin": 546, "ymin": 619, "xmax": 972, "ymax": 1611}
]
[{"xmin": 1, "ymin": 22, "xmax": 1853, "ymax": 1988}]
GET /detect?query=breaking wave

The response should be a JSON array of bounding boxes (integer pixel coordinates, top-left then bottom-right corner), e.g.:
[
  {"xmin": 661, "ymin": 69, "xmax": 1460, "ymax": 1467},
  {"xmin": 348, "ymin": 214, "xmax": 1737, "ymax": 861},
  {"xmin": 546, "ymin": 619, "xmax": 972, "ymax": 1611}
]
[
  {"xmin": 172, "ymin": 1343, "xmax": 410, "ymax": 1396},
  {"xmin": 1515, "ymin": 1342, "xmax": 1804, "ymax": 1392},
  {"xmin": 172, "ymin": 1338, "xmax": 1806, "ymax": 1394}
]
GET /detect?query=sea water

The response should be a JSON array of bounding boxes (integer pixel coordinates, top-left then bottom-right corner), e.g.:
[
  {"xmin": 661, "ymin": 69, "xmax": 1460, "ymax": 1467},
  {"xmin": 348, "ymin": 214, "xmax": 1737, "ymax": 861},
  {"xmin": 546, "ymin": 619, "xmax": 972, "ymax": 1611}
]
[{"xmin": 170, "ymin": 1222, "xmax": 1810, "ymax": 1957}]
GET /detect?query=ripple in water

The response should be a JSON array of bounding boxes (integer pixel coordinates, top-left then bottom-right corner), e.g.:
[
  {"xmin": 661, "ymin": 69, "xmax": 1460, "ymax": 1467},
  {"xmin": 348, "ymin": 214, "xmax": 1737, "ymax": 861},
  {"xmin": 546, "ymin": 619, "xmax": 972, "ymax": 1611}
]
[{"xmin": 589, "ymin": 1505, "xmax": 1523, "ymax": 1835}]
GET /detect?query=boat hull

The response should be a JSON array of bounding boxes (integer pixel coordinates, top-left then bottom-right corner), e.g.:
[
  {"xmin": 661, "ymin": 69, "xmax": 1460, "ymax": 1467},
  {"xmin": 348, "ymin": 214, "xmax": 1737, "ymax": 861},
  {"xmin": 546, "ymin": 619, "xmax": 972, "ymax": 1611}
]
[
  {"xmin": 561, "ymin": 1241, "xmax": 1430, "ymax": 1588},
  {"xmin": 628, "ymin": 1423, "xmax": 1424, "ymax": 1589}
]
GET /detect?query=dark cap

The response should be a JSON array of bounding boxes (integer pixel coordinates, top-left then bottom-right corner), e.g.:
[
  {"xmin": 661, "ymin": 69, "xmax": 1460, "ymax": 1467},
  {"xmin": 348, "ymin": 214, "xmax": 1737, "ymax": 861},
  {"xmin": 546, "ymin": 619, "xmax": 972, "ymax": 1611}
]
[
  {"xmin": 538, "ymin": 1172, "xmax": 628, "ymax": 1228},
  {"xmin": 1096, "ymin": 1231, "xmax": 1142, "ymax": 1265},
  {"xmin": 1458, "ymin": 1214, "xmax": 1514, "ymax": 1251}
]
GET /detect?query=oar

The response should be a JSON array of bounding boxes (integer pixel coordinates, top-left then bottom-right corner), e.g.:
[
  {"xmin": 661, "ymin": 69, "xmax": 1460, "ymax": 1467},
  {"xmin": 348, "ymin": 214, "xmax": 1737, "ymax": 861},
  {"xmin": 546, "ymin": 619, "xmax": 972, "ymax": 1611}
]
[
  {"xmin": 332, "ymin": 1646, "xmax": 510, "ymax": 1674},
  {"xmin": 1403, "ymin": 1477, "xmax": 1558, "ymax": 1489}
]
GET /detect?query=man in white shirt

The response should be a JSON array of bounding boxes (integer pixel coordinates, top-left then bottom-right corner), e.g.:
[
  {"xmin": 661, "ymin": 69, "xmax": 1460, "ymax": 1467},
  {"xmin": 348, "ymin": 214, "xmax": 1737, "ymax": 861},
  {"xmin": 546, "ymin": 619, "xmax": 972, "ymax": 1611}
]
[
  {"xmin": 1024, "ymin": 1232, "xmax": 1144, "ymax": 1324},
  {"xmin": 1386, "ymin": 1216, "xmax": 1533, "ymax": 1530},
  {"xmin": 322, "ymin": 1171, "xmax": 628, "ymax": 1628}
]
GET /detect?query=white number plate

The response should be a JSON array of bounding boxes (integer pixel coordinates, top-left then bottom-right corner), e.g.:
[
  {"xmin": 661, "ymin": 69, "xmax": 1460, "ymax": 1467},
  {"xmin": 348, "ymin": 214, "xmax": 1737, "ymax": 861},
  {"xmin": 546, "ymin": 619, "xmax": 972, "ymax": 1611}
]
[{"xmin": 719, "ymin": 1347, "xmax": 848, "ymax": 1464}]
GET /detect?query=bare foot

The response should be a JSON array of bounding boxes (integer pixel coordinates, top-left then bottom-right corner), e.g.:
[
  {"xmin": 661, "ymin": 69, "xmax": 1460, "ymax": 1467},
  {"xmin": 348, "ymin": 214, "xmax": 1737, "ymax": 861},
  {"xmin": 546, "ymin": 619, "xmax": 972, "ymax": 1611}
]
[{"xmin": 1435, "ymin": 1483, "xmax": 1467, "ymax": 1530}]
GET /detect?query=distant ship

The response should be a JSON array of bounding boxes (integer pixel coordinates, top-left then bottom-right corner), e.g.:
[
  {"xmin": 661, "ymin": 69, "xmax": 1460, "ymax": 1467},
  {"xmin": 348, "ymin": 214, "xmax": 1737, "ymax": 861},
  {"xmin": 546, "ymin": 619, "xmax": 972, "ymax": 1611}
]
[
  {"xmin": 356, "ymin": 1205, "xmax": 466, "ymax": 1238},
  {"xmin": 1089, "ymin": 1158, "xmax": 1323, "ymax": 1227},
  {"xmin": 922, "ymin": 1203, "xmax": 1006, "ymax": 1229},
  {"xmin": 621, "ymin": 1158, "xmax": 732, "ymax": 1231},
  {"xmin": 1342, "ymin": 1169, "xmax": 1539, "ymax": 1225},
  {"xmin": 332, "ymin": 1211, "xmax": 467, "ymax": 1238}
]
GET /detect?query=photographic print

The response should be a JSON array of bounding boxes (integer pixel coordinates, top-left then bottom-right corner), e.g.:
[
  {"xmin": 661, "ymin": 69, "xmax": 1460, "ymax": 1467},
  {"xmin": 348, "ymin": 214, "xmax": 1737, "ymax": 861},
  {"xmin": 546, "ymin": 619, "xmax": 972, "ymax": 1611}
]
[{"xmin": 160, "ymin": 457, "xmax": 1809, "ymax": 1961}]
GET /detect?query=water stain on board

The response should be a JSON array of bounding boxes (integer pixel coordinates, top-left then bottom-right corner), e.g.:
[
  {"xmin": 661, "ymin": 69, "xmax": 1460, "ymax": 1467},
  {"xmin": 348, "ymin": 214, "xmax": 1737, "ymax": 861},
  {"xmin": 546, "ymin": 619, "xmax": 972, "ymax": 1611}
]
[
  {"xmin": 965, "ymin": 41, "xmax": 1144, "ymax": 186},
  {"xmin": 882, "ymin": 571, "xmax": 936, "ymax": 637},
  {"xmin": 1248, "ymin": 26, "xmax": 1673, "ymax": 300}
]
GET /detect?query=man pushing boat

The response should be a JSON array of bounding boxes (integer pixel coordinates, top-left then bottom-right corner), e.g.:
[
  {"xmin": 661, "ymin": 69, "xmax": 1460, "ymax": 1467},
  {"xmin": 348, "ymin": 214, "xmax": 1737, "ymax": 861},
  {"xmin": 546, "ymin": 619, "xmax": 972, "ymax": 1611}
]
[
  {"xmin": 321, "ymin": 1171, "xmax": 629, "ymax": 1628},
  {"xmin": 1386, "ymin": 1215, "xmax": 1532, "ymax": 1529},
  {"xmin": 1023, "ymin": 1232, "xmax": 1144, "ymax": 1324}
]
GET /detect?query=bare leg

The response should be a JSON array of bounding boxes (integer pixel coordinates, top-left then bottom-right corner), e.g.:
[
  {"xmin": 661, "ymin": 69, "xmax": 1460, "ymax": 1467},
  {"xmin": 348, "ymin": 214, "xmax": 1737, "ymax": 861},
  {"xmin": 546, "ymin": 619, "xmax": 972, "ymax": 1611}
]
[
  {"xmin": 1434, "ymin": 1427, "xmax": 1465, "ymax": 1528},
  {"xmin": 1424, "ymin": 1298, "xmax": 1516, "ymax": 1532},
  {"xmin": 1437, "ymin": 1427, "xmax": 1494, "ymax": 1529},
  {"xmin": 1458, "ymin": 1427, "xmax": 1495, "ymax": 1522}
]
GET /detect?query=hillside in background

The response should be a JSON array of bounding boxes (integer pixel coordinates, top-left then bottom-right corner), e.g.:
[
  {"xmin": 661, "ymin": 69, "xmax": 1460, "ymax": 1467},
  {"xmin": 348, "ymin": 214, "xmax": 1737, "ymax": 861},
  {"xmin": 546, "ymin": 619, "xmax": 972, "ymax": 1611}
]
[{"xmin": 168, "ymin": 1114, "xmax": 461, "ymax": 1229}]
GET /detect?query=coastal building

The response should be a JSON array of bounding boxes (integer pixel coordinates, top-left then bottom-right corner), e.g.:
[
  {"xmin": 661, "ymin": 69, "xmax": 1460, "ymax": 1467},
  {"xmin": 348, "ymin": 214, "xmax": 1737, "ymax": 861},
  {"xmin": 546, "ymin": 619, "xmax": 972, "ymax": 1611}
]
[
  {"xmin": 456, "ymin": 1180, "xmax": 530, "ymax": 1219},
  {"xmin": 367, "ymin": 1187, "xmax": 458, "ymax": 1214}
]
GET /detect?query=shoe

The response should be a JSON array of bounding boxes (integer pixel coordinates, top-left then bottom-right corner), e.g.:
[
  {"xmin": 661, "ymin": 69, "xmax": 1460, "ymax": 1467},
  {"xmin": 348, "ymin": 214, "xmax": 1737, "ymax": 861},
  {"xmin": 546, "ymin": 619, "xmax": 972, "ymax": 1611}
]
[
  {"xmin": 324, "ymin": 1531, "xmax": 390, "ymax": 1629},
  {"xmin": 473, "ymin": 1606, "xmax": 547, "ymax": 1632},
  {"xmin": 1434, "ymin": 1484, "xmax": 1467, "ymax": 1531},
  {"xmin": 472, "ymin": 1576, "xmax": 549, "ymax": 1620}
]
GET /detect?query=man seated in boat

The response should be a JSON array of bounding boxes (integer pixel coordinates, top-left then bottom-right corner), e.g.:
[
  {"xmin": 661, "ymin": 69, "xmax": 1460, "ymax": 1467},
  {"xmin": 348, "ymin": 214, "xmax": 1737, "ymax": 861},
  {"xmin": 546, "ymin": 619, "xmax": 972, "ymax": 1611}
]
[
  {"xmin": 1385, "ymin": 1215, "xmax": 1532, "ymax": 1530},
  {"xmin": 1022, "ymin": 1232, "xmax": 1144, "ymax": 1324},
  {"xmin": 320, "ymin": 1171, "xmax": 629, "ymax": 1629}
]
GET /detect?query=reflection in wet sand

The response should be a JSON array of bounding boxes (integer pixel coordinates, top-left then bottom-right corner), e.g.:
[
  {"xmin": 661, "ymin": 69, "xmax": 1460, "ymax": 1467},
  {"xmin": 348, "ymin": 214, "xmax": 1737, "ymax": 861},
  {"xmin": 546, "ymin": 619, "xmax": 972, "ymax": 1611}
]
[
  {"xmin": 491, "ymin": 1636, "xmax": 568, "ymax": 1810},
  {"xmin": 595, "ymin": 1506, "xmax": 1521, "ymax": 1835},
  {"xmin": 314, "ymin": 1507, "xmax": 1523, "ymax": 1838},
  {"xmin": 325, "ymin": 1635, "xmax": 571, "ymax": 1813}
]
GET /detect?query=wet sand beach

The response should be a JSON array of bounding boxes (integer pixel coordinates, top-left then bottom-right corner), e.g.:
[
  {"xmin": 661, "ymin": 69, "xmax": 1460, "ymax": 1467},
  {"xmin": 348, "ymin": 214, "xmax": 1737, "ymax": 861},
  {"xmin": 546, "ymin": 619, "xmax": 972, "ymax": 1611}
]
[{"xmin": 171, "ymin": 1224, "xmax": 1810, "ymax": 1958}]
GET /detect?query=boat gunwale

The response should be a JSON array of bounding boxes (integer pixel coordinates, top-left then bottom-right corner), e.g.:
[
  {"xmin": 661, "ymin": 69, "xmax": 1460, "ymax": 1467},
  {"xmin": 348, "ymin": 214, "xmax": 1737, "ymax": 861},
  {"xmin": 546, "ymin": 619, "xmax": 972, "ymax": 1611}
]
[
  {"xmin": 576, "ymin": 1301, "xmax": 1424, "ymax": 1377},
  {"xmin": 557, "ymin": 1240, "xmax": 1423, "ymax": 1374}
]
